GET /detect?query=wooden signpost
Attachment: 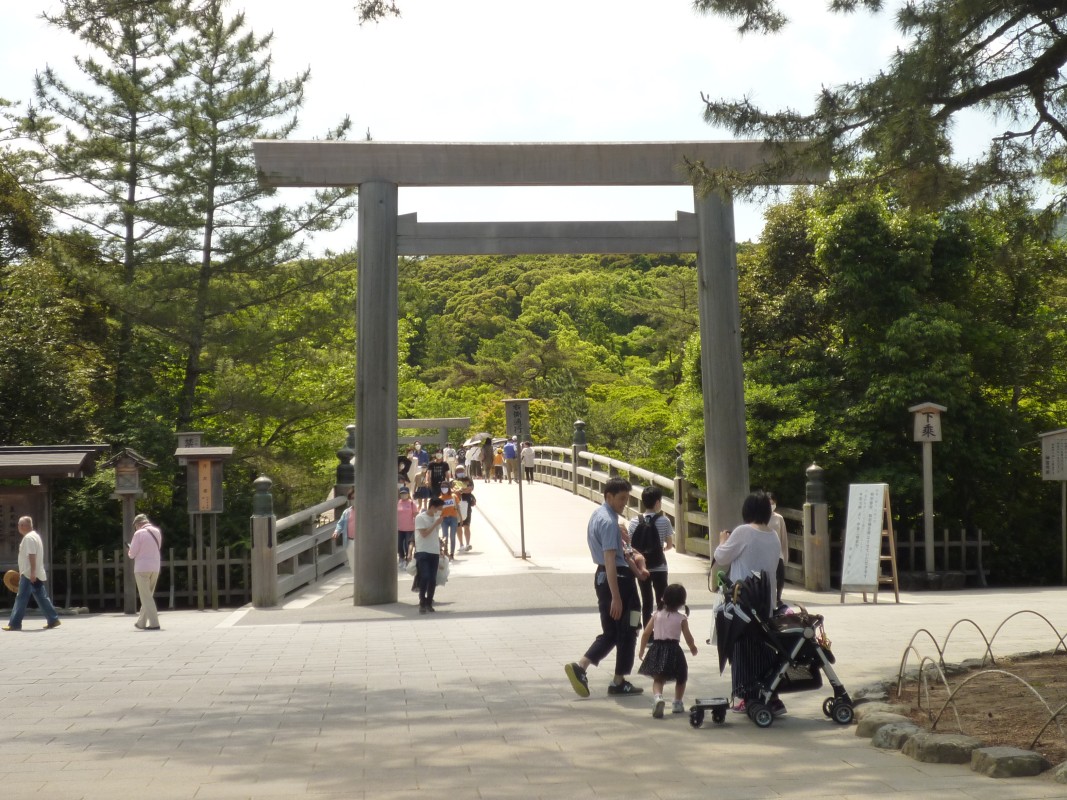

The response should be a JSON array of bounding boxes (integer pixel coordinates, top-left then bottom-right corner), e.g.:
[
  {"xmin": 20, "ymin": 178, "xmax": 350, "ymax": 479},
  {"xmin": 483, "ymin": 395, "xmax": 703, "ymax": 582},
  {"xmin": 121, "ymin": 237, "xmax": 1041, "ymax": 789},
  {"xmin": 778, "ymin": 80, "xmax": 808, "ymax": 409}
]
[{"xmin": 840, "ymin": 483, "xmax": 900, "ymax": 604}]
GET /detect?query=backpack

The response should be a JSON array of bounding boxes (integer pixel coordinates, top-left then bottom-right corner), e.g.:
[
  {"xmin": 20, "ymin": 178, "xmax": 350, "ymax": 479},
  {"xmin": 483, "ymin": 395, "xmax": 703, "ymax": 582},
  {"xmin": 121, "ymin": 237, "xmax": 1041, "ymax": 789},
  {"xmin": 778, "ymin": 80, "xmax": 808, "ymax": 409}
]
[{"xmin": 631, "ymin": 513, "xmax": 665, "ymax": 569}]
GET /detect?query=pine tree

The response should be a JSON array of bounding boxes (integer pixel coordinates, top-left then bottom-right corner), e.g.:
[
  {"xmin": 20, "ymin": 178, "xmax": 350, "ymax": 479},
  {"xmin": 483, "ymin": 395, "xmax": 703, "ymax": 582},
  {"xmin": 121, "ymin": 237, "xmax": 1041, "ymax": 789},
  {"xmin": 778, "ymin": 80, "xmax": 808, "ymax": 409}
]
[
  {"xmin": 27, "ymin": 0, "xmax": 356, "ymax": 444},
  {"xmin": 159, "ymin": 0, "xmax": 355, "ymax": 431},
  {"xmin": 693, "ymin": 1, "xmax": 1067, "ymax": 209},
  {"xmin": 27, "ymin": 0, "xmax": 187, "ymax": 436}
]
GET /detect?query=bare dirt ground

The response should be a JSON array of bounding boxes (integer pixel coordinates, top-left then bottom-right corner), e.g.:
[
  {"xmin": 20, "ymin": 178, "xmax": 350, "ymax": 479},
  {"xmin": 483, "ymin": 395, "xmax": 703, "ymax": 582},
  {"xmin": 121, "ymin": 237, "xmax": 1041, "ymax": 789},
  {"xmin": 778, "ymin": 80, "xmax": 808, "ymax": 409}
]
[{"xmin": 893, "ymin": 651, "xmax": 1067, "ymax": 765}]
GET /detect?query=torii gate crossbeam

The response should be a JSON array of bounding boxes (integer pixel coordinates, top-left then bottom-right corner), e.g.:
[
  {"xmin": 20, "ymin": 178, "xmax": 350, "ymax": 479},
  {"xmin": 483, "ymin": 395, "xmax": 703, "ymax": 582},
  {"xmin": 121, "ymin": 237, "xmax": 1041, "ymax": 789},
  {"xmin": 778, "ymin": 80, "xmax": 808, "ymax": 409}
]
[{"xmin": 253, "ymin": 140, "xmax": 826, "ymax": 605}]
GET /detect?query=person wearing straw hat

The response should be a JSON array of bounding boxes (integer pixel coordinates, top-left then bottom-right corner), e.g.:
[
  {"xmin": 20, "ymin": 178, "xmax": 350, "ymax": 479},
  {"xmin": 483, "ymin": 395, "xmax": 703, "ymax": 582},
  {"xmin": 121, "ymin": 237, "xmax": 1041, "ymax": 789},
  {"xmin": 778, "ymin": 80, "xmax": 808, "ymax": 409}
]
[
  {"xmin": 128, "ymin": 513, "xmax": 163, "ymax": 630},
  {"xmin": 4, "ymin": 516, "xmax": 62, "ymax": 631}
]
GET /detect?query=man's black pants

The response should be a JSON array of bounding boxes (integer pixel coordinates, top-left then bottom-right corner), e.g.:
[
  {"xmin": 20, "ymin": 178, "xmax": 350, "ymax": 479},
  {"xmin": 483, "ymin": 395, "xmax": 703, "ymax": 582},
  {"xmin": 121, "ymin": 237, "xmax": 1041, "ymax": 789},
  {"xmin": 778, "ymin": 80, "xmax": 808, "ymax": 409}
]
[{"xmin": 583, "ymin": 567, "xmax": 640, "ymax": 676}]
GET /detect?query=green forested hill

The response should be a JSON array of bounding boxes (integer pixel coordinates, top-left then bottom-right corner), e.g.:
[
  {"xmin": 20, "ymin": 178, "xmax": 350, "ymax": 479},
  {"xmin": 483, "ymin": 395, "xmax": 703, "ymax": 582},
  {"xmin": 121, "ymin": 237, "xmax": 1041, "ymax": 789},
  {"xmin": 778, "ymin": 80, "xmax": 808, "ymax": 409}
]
[{"xmin": 396, "ymin": 253, "xmax": 695, "ymax": 460}]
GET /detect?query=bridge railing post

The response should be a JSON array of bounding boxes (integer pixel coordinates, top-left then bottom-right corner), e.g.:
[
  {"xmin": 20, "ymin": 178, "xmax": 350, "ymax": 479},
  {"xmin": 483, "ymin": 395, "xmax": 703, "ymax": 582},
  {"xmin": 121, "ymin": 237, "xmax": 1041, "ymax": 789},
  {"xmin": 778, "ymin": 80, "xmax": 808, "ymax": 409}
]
[
  {"xmin": 802, "ymin": 462, "xmax": 831, "ymax": 591},
  {"xmin": 251, "ymin": 475, "xmax": 278, "ymax": 608},
  {"xmin": 673, "ymin": 443, "xmax": 688, "ymax": 555},
  {"xmin": 571, "ymin": 419, "xmax": 586, "ymax": 496}
]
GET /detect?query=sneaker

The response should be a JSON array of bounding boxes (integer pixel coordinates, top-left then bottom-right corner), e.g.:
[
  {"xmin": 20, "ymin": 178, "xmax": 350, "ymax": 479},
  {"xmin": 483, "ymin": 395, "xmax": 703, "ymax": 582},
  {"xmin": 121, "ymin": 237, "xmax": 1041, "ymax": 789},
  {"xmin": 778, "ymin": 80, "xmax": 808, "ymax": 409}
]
[
  {"xmin": 426, "ymin": 604, "xmax": 436, "ymax": 613},
  {"xmin": 44, "ymin": 619, "xmax": 61, "ymax": 629},
  {"xmin": 564, "ymin": 662, "xmax": 590, "ymax": 698},
  {"xmin": 2, "ymin": 625, "xmax": 20, "ymax": 632},
  {"xmin": 672, "ymin": 700, "xmax": 685, "ymax": 714},
  {"xmin": 730, "ymin": 699, "xmax": 746, "ymax": 713},
  {"xmin": 607, "ymin": 680, "xmax": 643, "ymax": 696},
  {"xmin": 419, "ymin": 606, "xmax": 427, "ymax": 614},
  {"xmin": 652, "ymin": 697, "xmax": 665, "ymax": 718},
  {"xmin": 769, "ymin": 698, "xmax": 787, "ymax": 717}
]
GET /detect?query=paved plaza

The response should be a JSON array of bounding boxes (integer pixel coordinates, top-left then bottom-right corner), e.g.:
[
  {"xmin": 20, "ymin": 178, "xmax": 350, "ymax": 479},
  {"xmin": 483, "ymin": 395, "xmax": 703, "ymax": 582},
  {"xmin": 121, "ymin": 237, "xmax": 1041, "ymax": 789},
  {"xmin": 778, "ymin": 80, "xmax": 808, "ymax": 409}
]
[{"xmin": 2, "ymin": 479, "xmax": 1066, "ymax": 799}]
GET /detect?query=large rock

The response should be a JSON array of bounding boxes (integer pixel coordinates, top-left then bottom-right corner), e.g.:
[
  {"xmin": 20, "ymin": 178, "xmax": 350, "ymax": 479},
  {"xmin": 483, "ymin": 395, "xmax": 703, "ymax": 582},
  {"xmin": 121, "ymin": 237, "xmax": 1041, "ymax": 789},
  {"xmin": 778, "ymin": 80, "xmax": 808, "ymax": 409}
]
[
  {"xmin": 871, "ymin": 722, "xmax": 921, "ymax": 750},
  {"xmin": 902, "ymin": 731, "xmax": 983, "ymax": 764},
  {"xmin": 853, "ymin": 682, "xmax": 893, "ymax": 703},
  {"xmin": 855, "ymin": 712, "xmax": 911, "ymax": 738},
  {"xmin": 970, "ymin": 747, "xmax": 1050, "ymax": 778},
  {"xmin": 1051, "ymin": 762, "xmax": 1067, "ymax": 783},
  {"xmin": 854, "ymin": 701, "xmax": 912, "ymax": 720}
]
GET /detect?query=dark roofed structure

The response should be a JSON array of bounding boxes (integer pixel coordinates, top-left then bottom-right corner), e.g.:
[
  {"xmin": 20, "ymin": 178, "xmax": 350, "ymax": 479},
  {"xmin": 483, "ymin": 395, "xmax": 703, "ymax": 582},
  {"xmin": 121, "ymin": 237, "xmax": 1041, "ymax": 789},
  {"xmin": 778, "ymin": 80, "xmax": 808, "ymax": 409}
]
[{"xmin": 0, "ymin": 445, "xmax": 109, "ymax": 479}]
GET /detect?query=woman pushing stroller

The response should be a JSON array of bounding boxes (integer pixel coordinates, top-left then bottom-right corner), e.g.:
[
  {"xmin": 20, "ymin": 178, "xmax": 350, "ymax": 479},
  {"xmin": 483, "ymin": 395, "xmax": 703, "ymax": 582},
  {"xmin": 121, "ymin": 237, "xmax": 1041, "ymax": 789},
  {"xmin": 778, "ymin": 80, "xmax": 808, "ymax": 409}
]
[{"xmin": 714, "ymin": 491, "xmax": 786, "ymax": 716}]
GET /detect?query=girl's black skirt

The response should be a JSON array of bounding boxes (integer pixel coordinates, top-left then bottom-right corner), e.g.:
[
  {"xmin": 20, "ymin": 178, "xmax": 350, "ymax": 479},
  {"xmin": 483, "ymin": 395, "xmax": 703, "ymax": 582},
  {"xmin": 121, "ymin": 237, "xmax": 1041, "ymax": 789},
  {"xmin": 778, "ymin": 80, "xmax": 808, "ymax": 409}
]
[{"xmin": 638, "ymin": 639, "xmax": 688, "ymax": 683}]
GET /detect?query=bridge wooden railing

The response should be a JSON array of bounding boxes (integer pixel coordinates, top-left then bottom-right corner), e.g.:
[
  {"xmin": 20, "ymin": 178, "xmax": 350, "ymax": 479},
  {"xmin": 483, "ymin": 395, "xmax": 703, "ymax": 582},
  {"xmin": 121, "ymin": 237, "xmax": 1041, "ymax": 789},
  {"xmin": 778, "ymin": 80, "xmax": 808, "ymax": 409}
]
[
  {"xmin": 532, "ymin": 445, "xmax": 802, "ymax": 576},
  {"xmin": 530, "ymin": 445, "xmax": 986, "ymax": 589},
  {"xmin": 273, "ymin": 495, "xmax": 349, "ymax": 598}
]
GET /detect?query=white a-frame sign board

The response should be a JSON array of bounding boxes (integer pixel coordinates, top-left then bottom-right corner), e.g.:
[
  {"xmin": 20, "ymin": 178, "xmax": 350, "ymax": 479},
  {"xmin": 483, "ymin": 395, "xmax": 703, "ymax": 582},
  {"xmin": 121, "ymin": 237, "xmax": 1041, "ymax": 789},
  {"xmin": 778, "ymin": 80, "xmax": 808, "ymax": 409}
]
[{"xmin": 840, "ymin": 483, "xmax": 900, "ymax": 604}]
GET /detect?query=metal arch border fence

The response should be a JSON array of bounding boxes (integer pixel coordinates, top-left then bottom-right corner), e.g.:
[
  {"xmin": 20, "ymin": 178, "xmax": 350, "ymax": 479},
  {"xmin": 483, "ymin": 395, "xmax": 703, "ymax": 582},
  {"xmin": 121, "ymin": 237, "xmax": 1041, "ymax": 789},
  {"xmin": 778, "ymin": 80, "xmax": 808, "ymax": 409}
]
[
  {"xmin": 905, "ymin": 654, "xmax": 963, "ymax": 732},
  {"xmin": 898, "ymin": 610, "xmax": 1067, "ymax": 681},
  {"xmin": 988, "ymin": 610, "xmax": 1067, "ymax": 658},
  {"xmin": 928, "ymin": 669, "xmax": 1067, "ymax": 747},
  {"xmin": 896, "ymin": 610, "xmax": 1067, "ymax": 754}
]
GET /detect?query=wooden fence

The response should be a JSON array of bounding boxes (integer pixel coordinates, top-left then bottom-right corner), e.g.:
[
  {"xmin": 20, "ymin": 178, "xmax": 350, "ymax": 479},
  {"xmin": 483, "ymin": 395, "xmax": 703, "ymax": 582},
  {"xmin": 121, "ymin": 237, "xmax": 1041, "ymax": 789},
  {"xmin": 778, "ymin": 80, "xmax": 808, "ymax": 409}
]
[{"xmin": 43, "ymin": 547, "xmax": 252, "ymax": 611}]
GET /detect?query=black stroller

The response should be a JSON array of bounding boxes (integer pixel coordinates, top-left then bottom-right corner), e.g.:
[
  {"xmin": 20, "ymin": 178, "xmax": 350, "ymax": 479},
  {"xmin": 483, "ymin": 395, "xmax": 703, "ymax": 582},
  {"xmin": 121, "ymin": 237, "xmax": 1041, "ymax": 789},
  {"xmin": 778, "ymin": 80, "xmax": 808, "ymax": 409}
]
[{"xmin": 690, "ymin": 570, "xmax": 854, "ymax": 729}]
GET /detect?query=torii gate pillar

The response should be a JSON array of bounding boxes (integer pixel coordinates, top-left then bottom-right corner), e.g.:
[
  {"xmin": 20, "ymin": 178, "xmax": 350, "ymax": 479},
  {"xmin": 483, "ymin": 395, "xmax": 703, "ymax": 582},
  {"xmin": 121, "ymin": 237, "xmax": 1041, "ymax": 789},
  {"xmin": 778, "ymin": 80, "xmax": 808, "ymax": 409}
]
[
  {"xmin": 355, "ymin": 181, "xmax": 399, "ymax": 603},
  {"xmin": 694, "ymin": 189, "xmax": 749, "ymax": 543}
]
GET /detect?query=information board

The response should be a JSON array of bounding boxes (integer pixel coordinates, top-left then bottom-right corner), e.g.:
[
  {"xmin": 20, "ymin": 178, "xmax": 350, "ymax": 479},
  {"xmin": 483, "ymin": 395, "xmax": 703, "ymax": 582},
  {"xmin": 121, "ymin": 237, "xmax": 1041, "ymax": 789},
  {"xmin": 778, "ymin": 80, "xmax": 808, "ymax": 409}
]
[
  {"xmin": 1041, "ymin": 430, "xmax": 1067, "ymax": 481},
  {"xmin": 841, "ymin": 484, "xmax": 890, "ymax": 598}
]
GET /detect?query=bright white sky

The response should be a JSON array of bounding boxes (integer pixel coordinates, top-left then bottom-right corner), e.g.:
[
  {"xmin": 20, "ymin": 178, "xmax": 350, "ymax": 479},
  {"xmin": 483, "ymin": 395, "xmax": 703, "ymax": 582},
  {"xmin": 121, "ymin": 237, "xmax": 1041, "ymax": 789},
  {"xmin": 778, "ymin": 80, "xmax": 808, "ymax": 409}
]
[{"xmin": 1, "ymin": 0, "xmax": 911, "ymax": 249}]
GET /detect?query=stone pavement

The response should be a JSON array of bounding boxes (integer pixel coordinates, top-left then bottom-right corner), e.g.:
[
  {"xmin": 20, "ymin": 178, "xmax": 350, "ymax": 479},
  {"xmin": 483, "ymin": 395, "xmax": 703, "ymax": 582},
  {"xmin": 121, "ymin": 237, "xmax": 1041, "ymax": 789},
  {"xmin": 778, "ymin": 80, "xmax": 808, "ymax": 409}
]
[{"xmin": 2, "ymin": 478, "xmax": 1066, "ymax": 799}]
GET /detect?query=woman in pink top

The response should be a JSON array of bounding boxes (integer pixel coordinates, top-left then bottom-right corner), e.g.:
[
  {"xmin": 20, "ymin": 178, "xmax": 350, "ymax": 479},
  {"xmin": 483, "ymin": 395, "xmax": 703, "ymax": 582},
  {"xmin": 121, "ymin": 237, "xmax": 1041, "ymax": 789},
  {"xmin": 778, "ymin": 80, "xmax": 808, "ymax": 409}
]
[
  {"xmin": 128, "ymin": 513, "xmax": 163, "ymax": 630},
  {"xmin": 397, "ymin": 487, "xmax": 419, "ymax": 567}
]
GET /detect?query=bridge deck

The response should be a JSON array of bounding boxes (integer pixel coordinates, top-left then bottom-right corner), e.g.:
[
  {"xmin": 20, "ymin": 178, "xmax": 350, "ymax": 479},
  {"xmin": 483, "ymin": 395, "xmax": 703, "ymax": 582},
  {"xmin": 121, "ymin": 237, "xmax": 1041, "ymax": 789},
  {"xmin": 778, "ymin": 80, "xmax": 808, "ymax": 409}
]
[{"xmin": 2, "ymin": 479, "xmax": 1064, "ymax": 798}]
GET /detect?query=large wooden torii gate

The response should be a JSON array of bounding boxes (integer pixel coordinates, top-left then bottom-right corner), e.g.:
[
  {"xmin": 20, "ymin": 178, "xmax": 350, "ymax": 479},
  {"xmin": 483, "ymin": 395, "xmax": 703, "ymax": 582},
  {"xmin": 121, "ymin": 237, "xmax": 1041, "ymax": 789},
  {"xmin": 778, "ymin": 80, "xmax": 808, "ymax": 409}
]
[{"xmin": 253, "ymin": 140, "xmax": 825, "ymax": 605}]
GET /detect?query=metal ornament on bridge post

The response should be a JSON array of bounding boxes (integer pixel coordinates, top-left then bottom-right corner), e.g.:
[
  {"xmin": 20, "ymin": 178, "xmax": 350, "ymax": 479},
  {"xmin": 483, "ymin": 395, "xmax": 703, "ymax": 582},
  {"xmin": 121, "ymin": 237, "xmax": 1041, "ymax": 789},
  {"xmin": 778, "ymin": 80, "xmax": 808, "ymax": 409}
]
[
  {"xmin": 503, "ymin": 398, "xmax": 532, "ymax": 559},
  {"xmin": 102, "ymin": 448, "xmax": 157, "ymax": 614},
  {"xmin": 175, "ymin": 433, "xmax": 234, "ymax": 611},
  {"xmin": 909, "ymin": 402, "xmax": 946, "ymax": 577},
  {"xmin": 1039, "ymin": 428, "xmax": 1067, "ymax": 584}
]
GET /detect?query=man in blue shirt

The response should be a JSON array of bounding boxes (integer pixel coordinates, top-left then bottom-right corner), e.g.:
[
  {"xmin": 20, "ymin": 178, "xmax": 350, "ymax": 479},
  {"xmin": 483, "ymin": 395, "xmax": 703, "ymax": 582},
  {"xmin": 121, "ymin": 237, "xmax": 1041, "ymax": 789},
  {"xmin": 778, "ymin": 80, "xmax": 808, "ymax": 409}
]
[
  {"xmin": 502, "ymin": 437, "xmax": 518, "ymax": 484},
  {"xmin": 564, "ymin": 477, "xmax": 644, "ymax": 697}
]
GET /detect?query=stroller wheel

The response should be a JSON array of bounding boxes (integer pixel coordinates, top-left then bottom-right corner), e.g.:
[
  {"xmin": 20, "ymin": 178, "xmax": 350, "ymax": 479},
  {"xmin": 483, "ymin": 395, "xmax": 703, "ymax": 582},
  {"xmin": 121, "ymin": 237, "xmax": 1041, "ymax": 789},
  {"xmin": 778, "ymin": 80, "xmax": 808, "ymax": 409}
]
[
  {"xmin": 711, "ymin": 708, "xmax": 727, "ymax": 724},
  {"xmin": 747, "ymin": 702, "xmax": 774, "ymax": 729},
  {"xmin": 822, "ymin": 697, "xmax": 836, "ymax": 718},
  {"xmin": 689, "ymin": 708, "xmax": 705, "ymax": 728},
  {"xmin": 831, "ymin": 702, "xmax": 854, "ymax": 725}
]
